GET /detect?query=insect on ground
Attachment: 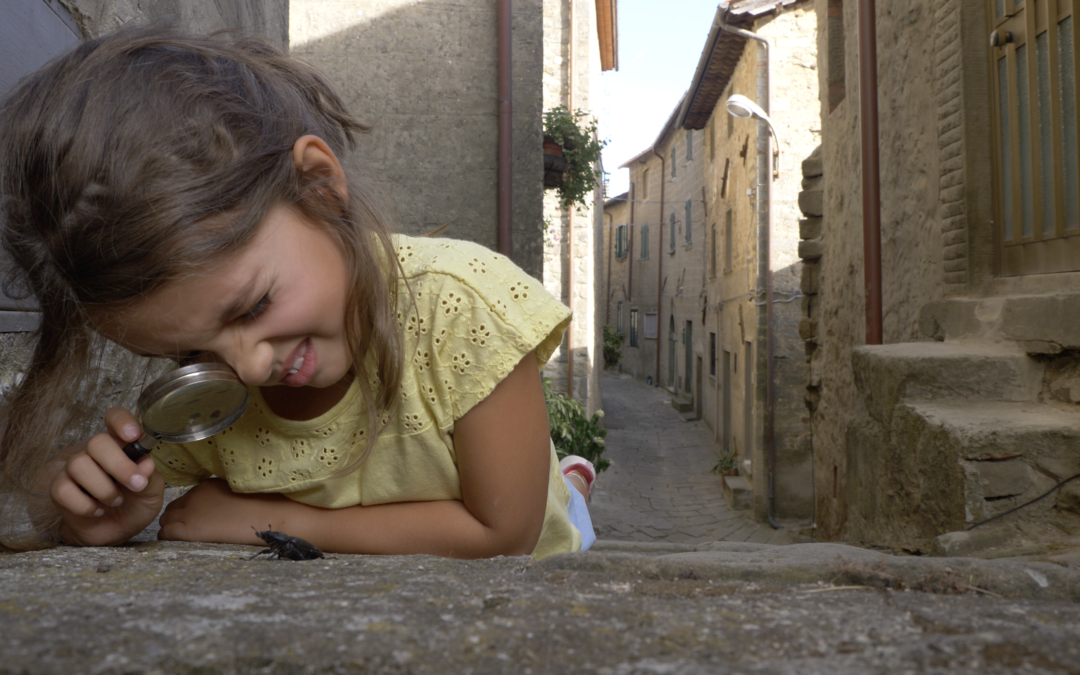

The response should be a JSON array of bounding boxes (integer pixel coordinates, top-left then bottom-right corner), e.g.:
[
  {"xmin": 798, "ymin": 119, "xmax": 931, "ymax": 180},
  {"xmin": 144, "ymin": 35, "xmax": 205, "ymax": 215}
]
[{"xmin": 250, "ymin": 526, "xmax": 326, "ymax": 561}]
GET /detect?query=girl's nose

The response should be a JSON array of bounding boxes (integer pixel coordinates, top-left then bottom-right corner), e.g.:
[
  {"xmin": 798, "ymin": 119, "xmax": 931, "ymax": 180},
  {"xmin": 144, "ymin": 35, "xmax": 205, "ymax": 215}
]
[{"xmin": 221, "ymin": 339, "xmax": 275, "ymax": 387}]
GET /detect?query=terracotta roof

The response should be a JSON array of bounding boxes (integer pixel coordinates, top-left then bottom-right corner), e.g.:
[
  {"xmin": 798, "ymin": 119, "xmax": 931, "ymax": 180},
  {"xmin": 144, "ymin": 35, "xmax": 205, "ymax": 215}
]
[
  {"xmin": 604, "ymin": 191, "xmax": 629, "ymax": 208},
  {"xmin": 594, "ymin": 0, "xmax": 619, "ymax": 71},
  {"xmin": 680, "ymin": 0, "xmax": 809, "ymax": 130}
]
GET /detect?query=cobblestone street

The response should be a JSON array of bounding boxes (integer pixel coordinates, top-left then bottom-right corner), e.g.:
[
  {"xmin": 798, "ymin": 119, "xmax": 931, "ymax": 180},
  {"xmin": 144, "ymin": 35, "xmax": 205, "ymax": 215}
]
[{"xmin": 590, "ymin": 371, "xmax": 800, "ymax": 546}]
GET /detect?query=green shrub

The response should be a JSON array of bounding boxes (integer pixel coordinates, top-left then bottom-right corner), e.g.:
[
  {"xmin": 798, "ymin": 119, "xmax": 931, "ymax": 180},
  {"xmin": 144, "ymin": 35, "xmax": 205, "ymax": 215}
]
[
  {"xmin": 602, "ymin": 324, "xmax": 622, "ymax": 369},
  {"xmin": 542, "ymin": 106, "xmax": 607, "ymax": 212},
  {"xmin": 543, "ymin": 378, "xmax": 610, "ymax": 473}
]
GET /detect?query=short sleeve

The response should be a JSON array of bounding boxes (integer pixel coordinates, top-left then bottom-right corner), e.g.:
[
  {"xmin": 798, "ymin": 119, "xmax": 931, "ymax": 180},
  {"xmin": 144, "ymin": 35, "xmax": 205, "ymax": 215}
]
[
  {"xmin": 402, "ymin": 239, "xmax": 571, "ymax": 423},
  {"xmin": 152, "ymin": 440, "xmax": 213, "ymax": 486}
]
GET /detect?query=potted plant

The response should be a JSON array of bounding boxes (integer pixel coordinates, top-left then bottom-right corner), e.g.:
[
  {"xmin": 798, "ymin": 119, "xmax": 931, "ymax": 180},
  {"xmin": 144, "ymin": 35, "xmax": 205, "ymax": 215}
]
[{"xmin": 542, "ymin": 105, "xmax": 607, "ymax": 211}]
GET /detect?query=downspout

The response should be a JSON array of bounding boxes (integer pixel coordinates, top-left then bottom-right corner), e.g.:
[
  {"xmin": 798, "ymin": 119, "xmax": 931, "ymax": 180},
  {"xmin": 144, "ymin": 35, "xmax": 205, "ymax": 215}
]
[
  {"xmin": 652, "ymin": 147, "xmax": 666, "ymax": 387},
  {"xmin": 605, "ymin": 211, "xmax": 613, "ymax": 324},
  {"xmin": 566, "ymin": 0, "xmax": 575, "ymax": 401},
  {"xmin": 497, "ymin": 0, "xmax": 512, "ymax": 256},
  {"xmin": 628, "ymin": 183, "xmax": 635, "ymax": 301},
  {"xmin": 859, "ymin": 0, "xmax": 883, "ymax": 344},
  {"xmin": 719, "ymin": 17, "xmax": 779, "ymax": 529}
]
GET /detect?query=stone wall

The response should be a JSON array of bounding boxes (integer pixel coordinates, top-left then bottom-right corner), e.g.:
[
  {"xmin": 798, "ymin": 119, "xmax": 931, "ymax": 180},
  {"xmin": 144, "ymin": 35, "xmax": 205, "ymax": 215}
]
[
  {"xmin": 539, "ymin": 0, "xmax": 605, "ymax": 414},
  {"xmin": 290, "ymin": 0, "xmax": 544, "ymax": 280},
  {"xmin": 57, "ymin": 0, "xmax": 288, "ymax": 46},
  {"xmin": 601, "ymin": 196, "xmax": 631, "ymax": 359},
  {"xmin": 811, "ymin": 0, "xmax": 948, "ymax": 539}
]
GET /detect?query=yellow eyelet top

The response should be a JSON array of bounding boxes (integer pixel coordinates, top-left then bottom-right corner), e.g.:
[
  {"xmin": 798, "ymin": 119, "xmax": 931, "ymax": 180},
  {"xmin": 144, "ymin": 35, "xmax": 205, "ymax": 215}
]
[{"xmin": 152, "ymin": 235, "xmax": 578, "ymax": 558}]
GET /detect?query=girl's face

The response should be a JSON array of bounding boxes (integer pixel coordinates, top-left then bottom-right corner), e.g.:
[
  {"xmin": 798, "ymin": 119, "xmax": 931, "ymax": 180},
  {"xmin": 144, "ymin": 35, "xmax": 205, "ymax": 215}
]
[{"xmin": 96, "ymin": 205, "xmax": 353, "ymax": 391}]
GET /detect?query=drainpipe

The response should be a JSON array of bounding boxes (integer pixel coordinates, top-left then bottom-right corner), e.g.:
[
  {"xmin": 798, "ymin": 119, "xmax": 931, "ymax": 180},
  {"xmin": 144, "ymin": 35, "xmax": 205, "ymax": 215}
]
[
  {"xmin": 719, "ymin": 16, "xmax": 779, "ymax": 529},
  {"xmin": 566, "ymin": 0, "xmax": 575, "ymax": 401},
  {"xmin": 652, "ymin": 147, "xmax": 666, "ymax": 388},
  {"xmin": 859, "ymin": 0, "xmax": 883, "ymax": 345},
  {"xmin": 605, "ymin": 211, "xmax": 614, "ymax": 324},
  {"xmin": 628, "ymin": 183, "xmax": 635, "ymax": 301},
  {"xmin": 497, "ymin": 0, "xmax": 512, "ymax": 257}
]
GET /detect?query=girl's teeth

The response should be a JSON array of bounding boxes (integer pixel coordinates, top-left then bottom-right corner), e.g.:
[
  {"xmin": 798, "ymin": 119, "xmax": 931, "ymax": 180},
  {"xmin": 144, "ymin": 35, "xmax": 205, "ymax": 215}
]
[{"xmin": 286, "ymin": 342, "xmax": 308, "ymax": 377}]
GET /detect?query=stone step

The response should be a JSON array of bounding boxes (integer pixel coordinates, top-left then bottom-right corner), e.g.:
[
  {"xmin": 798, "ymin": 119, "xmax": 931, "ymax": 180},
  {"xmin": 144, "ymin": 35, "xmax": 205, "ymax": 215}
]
[
  {"xmin": 669, "ymin": 395, "xmax": 694, "ymax": 414},
  {"xmin": 852, "ymin": 342, "xmax": 1042, "ymax": 424},
  {"xmin": 723, "ymin": 475, "xmax": 753, "ymax": 511},
  {"xmin": 919, "ymin": 293, "xmax": 1080, "ymax": 352},
  {"xmin": 848, "ymin": 398, "xmax": 1080, "ymax": 545}
]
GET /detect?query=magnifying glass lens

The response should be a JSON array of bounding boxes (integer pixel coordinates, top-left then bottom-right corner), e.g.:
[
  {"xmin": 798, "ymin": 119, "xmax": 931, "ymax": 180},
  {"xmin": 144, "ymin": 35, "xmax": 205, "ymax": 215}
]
[{"xmin": 123, "ymin": 363, "xmax": 250, "ymax": 460}]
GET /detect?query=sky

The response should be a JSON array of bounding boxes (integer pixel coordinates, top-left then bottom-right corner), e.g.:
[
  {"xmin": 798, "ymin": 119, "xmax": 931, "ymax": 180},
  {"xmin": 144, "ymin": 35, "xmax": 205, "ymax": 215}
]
[{"xmin": 598, "ymin": 0, "xmax": 723, "ymax": 197}]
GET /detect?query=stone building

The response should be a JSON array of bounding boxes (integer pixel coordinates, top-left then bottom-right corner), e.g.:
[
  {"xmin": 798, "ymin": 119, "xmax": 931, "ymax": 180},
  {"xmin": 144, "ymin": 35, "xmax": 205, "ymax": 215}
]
[
  {"xmin": 539, "ymin": 0, "xmax": 618, "ymax": 414},
  {"xmin": 292, "ymin": 0, "xmax": 616, "ymax": 414},
  {"xmin": 601, "ymin": 191, "xmax": 630, "ymax": 348},
  {"xmin": 605, "ymin": 0, "xmax": 818, "ymax": 524},
  {"xmin": 807, "ymin": 0, "xmax": 1080, "ymax": 552},
  {"xmin": 290, "ymin": 0, "xmax": 546, "ymax": 279},
  {"xmin": 615, "ymin": 100, "xmax": 707, "ymax": 395}
]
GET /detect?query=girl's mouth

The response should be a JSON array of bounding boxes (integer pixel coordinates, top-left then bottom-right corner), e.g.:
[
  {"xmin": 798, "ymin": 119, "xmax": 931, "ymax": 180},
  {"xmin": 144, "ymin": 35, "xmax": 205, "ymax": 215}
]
[
  {"xmin": 281, "ymin": 339, "xmax": 317, "ymax": 386},
  {"xmin": 287, "ymin": 341, "xmax": 308, "ymax": 376}
]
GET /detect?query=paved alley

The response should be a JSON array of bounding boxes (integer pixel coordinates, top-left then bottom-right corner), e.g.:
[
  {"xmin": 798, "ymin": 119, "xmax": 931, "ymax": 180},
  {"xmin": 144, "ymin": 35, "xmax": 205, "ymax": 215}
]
[{"xmin": 590, "ymin": 371, "xmax": 800, "ymax": 546}]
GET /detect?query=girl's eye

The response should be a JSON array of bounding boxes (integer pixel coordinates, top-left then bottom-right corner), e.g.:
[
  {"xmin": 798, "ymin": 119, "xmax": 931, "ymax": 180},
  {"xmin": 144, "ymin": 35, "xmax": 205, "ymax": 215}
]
[{"xmin": 240, "ymin": 293, "xmax": 272, "ymax": 322}]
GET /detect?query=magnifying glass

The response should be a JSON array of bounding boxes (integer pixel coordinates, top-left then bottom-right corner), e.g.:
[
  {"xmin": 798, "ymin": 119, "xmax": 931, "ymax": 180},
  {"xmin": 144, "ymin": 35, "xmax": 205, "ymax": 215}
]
[{"xmin": 122, "ymin": 362, "xmax": 250, "ymax": 461}]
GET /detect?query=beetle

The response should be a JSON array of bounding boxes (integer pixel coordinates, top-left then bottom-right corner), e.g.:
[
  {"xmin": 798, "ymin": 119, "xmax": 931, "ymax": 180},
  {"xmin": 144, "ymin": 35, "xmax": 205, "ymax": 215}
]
[{"xmin": 250, "ymin": 526, "xmax": 325, "ymax": 561}]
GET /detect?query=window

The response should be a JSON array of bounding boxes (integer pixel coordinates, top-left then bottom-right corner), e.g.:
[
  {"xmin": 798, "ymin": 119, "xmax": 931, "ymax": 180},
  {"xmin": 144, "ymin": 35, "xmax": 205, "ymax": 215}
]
[
  {"xmin": 709, "ymin": 332, "xmax": 717, "ymax": 377},
  {"xmin": 670, "ymin": 145, "xmax": 677, "ymax": 179},
  {"xmin": 640, "ymin": 224, "xmax": 650, "ymax": 259},
  {"xmin": 616, "ymin": 301, "xmax": 624, "ymax": 335},
  {"xmin": 669, "ymin": 211, "xmax": 677, "ymax": 252},
  {"xmin": 724, "ymin": 209, "xmax": 734, "ymax": 272},
  {"xmin": 629, "ymin": 308, "xmax": 640, "ymax": 347},
  {"xmin": 686, "ymin": 129, "xmax": 693, "ymax": 162},
  {"xmin": 990, "ymin": 0, "xmax": 1079, "ymax": 276},
  {"xmin": 827, "ymin": 0, "xmax": 846, "ymax": 111},
  {"xmin": 708, "ymin": 122, "xmax": 715, "ymax": 162},
  {"xmin": 641, "ymin": 169, "xmax": 649, "ymax": 199},
  {"xmin": 685, "ymin": 197, "xmax": 693, "ymax": 245},
  {"xmin": 644, "ymin": 312, "xmax": 658, "ymax": 339},
  {"xmin": 710, "ymin": 223, "xmax": 717, "ymax": 277},
  {"xmin": 615, "ymin": 224, "xmax": 628, "ymax": 259}
]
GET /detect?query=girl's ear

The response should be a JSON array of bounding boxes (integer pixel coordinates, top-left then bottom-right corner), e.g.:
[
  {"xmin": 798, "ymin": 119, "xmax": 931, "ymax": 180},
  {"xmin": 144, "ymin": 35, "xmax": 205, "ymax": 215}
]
[{"xmin": 292, "ymin": 135, "xmax": 349, "ymax": 204}]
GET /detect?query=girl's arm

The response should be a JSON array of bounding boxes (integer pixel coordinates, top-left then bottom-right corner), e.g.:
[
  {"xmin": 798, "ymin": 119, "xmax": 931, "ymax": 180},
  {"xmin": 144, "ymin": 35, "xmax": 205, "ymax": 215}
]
[{"xmin": 158, "ymin": 351, "xmax": 553, "ymax": 558}]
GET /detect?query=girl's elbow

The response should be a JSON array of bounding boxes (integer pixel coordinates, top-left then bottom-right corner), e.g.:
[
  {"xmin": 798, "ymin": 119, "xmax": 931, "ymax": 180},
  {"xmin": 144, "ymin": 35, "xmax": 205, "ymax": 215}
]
[{"xmin": 487, "ymin": 513, "xmax": 544, "ymax": 557}]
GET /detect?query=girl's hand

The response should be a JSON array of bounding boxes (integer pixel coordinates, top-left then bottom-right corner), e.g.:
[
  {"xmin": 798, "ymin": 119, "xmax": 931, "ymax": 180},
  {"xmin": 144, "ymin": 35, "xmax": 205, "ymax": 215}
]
[
  {"xmin": 158, "ymin": 478, "xmax": 286, "ymax": 546},
  {"xmin": 48, "ymin": 407, "xmax": 165, "ymax": 546}
]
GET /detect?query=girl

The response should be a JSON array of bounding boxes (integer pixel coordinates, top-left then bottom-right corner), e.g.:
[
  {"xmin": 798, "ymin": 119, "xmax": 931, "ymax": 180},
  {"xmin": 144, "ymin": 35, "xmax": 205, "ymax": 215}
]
[{"xmin": 0, "ymin": 26, "xmax": 596, "ymax": 558}]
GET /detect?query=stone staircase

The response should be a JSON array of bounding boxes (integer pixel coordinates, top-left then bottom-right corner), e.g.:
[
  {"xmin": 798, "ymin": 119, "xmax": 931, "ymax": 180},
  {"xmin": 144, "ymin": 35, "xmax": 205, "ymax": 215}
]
[{"xmin": 846, "ymin": 329, "xmax": 1080, "ymax": 555}]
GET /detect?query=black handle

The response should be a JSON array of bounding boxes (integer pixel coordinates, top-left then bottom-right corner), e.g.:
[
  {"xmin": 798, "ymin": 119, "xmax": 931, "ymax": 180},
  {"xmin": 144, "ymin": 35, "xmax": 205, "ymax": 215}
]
[{"xmin": 122, "ymin": 436, "xmax": 158, "ymax": 462}]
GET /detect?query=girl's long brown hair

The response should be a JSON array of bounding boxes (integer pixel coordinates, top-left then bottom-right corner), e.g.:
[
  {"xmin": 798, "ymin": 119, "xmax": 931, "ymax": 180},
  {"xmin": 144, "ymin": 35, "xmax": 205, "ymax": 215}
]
[{"xmin": 0, "ymin": 25, "xmax": 402, "ymax": 550}]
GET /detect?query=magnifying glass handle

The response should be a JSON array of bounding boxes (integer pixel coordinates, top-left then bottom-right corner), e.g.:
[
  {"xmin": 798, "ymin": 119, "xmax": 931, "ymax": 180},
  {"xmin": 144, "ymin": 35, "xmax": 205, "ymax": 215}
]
[{"xmin": 122, "ymin": 436, "xmax": 159, "ymax": 463}]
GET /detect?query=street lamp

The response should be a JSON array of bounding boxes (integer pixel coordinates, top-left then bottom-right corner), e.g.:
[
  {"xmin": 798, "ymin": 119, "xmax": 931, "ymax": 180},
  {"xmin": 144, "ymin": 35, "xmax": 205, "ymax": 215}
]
[{"xmin": 725, "ymin": 94, "xmax": 780, "ymax": 175}]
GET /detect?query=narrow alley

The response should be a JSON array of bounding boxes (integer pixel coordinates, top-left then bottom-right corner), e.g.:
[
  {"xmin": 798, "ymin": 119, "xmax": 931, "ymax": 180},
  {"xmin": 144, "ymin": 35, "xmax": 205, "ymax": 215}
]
[{"xmin": 590, "ymin": 372, "xmax": 799, "ymax": 546}]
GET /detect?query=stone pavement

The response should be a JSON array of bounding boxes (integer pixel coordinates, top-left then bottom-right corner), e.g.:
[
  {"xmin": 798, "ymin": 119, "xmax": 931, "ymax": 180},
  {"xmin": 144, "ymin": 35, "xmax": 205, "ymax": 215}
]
[{"xmin": 590, "ymin": 371, "xmax": 800, "ymax": 546}]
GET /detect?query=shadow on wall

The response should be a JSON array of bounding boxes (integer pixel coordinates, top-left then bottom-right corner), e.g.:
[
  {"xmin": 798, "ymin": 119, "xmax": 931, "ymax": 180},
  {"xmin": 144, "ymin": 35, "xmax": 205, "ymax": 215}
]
[{"xmin": 289, "ymin": 0, "xmax": 545, "ymax": 278}]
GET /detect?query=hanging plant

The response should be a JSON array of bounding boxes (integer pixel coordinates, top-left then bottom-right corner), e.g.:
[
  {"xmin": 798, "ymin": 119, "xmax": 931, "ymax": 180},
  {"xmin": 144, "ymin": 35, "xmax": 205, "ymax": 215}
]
[{"xmin": 542, "ymin": 105, "xmax": 607, "ymax": 212}]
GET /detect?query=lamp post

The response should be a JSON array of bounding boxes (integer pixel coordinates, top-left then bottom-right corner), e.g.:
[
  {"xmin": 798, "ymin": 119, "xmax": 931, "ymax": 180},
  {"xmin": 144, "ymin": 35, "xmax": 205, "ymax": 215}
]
[{"xmin": 725, "ymin": 91, "xmax": 779, "ymax": 530}]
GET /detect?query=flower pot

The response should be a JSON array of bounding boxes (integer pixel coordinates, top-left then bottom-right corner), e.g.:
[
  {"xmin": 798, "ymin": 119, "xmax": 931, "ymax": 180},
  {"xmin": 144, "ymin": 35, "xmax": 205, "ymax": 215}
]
[
  {"xmin": 543, "ymin": 136, "xmax": 564, "ymax": 156},
  {"xmin": 543, "ymin": 137, "xmax": 569, "ymax": 188}
]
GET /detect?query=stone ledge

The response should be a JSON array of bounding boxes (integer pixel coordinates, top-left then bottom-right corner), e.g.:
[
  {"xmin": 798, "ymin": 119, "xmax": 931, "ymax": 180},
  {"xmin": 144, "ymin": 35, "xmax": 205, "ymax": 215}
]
[
  {"xmin": 2, "ymin": 540, "xmax": 1078, "ymax": 673},
  {"xmin": 852, "ymin": 342, "xmax": 1042, "ymax": 424}
]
